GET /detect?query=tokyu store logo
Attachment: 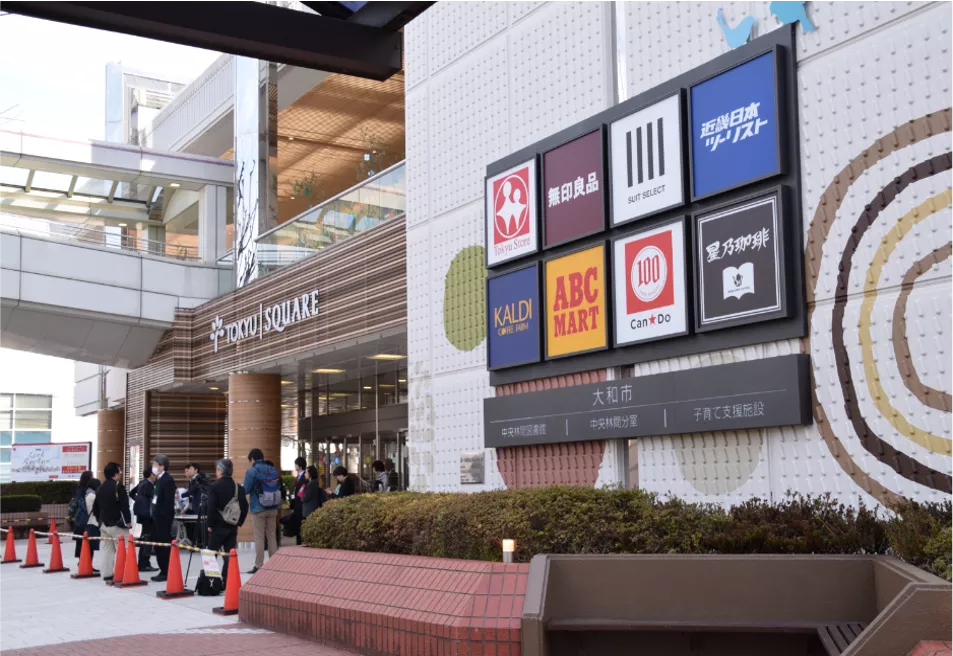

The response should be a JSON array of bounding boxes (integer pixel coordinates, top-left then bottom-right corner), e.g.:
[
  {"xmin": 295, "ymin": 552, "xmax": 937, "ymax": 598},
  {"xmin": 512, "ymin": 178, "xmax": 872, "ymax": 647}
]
[
  {"xmin": 210, "ymin": 290, "xmax": 319, "ymax": 353},
  {"xmin": 486, "ymin": 159, "xmax": 539, "ymax": 266}
]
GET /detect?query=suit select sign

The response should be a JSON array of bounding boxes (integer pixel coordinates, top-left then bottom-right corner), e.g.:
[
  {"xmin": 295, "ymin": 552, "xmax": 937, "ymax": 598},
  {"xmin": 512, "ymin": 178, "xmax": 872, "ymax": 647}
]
[
  {"xmin": 545, "ymin": 244, "xmax": 608, "ymax": 358},
  {"xmin": 486, "ymin": 159, "xmax": 539, "ymax": 266},
  {"xmin": 613, "ymin": 218, "xmax": 688, "ymax": 345},
  {"xmin": 695, "ymin": 191, "xmax": 786, "ymax": 330}
]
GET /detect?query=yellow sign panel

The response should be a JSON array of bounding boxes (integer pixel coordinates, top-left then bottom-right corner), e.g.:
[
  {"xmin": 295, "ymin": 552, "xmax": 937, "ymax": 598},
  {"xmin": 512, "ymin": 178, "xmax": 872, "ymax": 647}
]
[{"xmin": 545, "ymin": 244, "xmax": 608, "ymax": 358}]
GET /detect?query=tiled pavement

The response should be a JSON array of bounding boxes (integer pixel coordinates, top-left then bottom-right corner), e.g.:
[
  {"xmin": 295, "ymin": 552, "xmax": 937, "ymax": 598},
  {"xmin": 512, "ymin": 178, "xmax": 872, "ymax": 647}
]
[{"xmin": 0, "ymin": 538, "xmax": 354, "ymax": 655}]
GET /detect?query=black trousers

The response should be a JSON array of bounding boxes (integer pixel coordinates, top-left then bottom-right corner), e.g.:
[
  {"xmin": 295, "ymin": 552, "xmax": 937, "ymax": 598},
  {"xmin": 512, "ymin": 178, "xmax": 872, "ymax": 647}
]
[
  {"xmin": 136, "ymin": 517, "xmax": 154, "ymax": 569},
  {"xmin": 206, "ymin": 526, "xmax": 237, "ymax": 587},
  {"xmin": 154, "ymin": 520, "xmax": 173, "ymax": 575}
]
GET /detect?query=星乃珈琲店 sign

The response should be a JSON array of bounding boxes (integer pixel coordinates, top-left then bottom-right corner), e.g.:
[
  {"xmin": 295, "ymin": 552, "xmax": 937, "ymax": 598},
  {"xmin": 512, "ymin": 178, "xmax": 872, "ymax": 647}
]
[{"xmin": 544, "ymin": 244, "xmax": 608, "ymax": 359}]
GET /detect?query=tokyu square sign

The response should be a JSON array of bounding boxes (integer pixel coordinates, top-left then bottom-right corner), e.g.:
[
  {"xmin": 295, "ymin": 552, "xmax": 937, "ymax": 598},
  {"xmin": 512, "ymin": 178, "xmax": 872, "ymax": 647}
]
[
  {"xmin": 210, "ymin": 289, "xmax": 319, "ymax": 353},
  {"xmin": 483, "ymin": 25, "xmax": 805, "ymax": 386}
]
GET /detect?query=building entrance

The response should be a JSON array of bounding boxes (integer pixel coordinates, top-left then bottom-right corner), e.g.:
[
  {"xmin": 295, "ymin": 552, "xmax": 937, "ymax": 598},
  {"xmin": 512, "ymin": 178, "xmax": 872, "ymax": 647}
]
[{"xmin": 306, "ymin": 429, "xmax": 407, "ymax": 490}]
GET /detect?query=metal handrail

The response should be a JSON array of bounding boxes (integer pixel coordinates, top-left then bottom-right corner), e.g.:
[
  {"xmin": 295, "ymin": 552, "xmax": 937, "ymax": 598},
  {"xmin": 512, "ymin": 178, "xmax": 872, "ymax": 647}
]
[
  {"xmin": 0, "ymin": 214, "xmax": 201, "ymax": 261},
  {"xmin": 255, "ymin": 159, "xmax": 406, "ymax": 243}
]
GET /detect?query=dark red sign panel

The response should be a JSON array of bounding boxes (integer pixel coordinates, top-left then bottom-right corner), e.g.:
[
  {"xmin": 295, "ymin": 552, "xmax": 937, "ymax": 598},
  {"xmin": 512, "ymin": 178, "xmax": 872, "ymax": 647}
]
[{"xmin": 542, "ymin": 129, "xmax": 605, "ymax": 247}]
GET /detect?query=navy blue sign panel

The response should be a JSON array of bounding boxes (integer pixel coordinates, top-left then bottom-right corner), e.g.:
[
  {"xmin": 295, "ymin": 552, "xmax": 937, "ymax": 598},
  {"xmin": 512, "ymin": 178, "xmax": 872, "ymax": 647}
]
[
  {"xmin": 487, "ymin": 265, "xmax": 541, "ymax": 370},
  {"xmin": 690, "ymin": 51, "xmax": 780, "ymax": 199}
]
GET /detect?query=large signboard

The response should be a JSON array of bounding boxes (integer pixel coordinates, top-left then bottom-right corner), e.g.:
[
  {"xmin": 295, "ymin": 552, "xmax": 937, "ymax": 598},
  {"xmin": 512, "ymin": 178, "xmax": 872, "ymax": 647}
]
[
  {"xmin": 10, "ymin": 442, "xmax": 91, "ymax": 482},
  {"xmin": 612, "ymin": 218, "xmax": 688, "ymax": 346},
  {"xmin": 485, "ymin": 355, "xmax": 810, "ymax": 447},
  {"xmin": 487, "ymin": 265, "xmax": 541, "ymax": 370},
  {"xmin": 486, "ymin": 159, "xmax": 539, "ymax": 266},
  {"xmin": 690, "ymin": 51, "xmax": 780, "ymax": 199},
  {"xmin": 695, "ymin": 191, "xmax": 787, "ymax": 330},
  {"xmin": 210, "ymin": 289, "xmax": 319, "ymax": 353},
  {"xmin": 543, "ymin": 129, "xmax": 605, "ymax": 247},
  {"xmin": 609, "ymin": 93, "xmax": 684, "ymax": 226},
  {"xmin": 545, "ymin": 244, "xmax": 608, "ymax": 359}
]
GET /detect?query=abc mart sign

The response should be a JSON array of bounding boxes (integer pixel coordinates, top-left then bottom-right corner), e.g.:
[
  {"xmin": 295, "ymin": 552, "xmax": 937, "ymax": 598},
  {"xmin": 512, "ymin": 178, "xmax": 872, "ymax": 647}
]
[{"xmin": 210, "ymin": 290, "xmax": 319, "ymax": 353}]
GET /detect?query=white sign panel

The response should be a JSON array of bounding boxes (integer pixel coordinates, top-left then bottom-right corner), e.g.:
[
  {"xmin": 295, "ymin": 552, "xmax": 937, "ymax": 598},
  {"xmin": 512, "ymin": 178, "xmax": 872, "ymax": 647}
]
[
  {"xmin": 10, "ymin": 442, "xmax": 91, "ymax": 482},
  {"xmin": 486, "ymin": 159, "xmax": 539, "ymax": 266},
  {"xmin": 201, "ymin": 549, "xmax": 222, "ymax": 578},
  {"xmin": 610, "ymin": 93, "xmax": 684, "ymax": 226},
  {"xmin": 613, "ymin": 219, "xmax": 688, "ymax": 346},
  {"xmin": 210, "ymin": 289, "xmax": 319, "ymax": 353}
]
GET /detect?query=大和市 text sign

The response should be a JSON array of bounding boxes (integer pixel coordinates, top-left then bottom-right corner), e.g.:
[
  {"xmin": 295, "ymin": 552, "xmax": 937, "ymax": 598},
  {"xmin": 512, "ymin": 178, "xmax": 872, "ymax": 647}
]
[{"xmin": 484, "ymin": 354, "xmax": 810, "ymax": 448}]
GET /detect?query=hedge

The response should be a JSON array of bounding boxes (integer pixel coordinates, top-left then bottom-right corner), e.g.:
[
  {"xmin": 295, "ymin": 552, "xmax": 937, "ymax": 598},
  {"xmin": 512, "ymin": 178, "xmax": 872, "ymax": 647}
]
[
  {"xmin": 300, "ymin": 487, "xmax": 952, "ymax": 581},
  {"xmin": 1, "ymin": 495, "xmax": 44, "ymax": 513},
  {"xmin": 0, "ymin": 481, "xmax": 78, "ymax": 504}
]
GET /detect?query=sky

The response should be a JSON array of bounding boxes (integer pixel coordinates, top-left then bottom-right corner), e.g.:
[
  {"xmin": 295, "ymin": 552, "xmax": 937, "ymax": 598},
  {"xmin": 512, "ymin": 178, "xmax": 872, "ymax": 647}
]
[{"xmin": 0, "ymin": 13, "xmax": 221, "ymax": 139}]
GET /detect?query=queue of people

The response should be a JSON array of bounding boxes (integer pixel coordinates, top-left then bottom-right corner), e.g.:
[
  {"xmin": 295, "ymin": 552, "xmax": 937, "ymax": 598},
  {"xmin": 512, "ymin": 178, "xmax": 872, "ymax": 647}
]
[{"xmin": 65, "ymin": 449, "xmax": 400, "ymax": 587}]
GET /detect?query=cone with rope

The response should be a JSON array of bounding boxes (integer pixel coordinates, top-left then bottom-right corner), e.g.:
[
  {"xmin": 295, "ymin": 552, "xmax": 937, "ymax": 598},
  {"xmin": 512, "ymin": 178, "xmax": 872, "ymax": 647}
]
[
  {"xmin": 212, "ymin": 549, "xmax": 241, "ymax": 615},
  {"xmin": 71, "ymin": 532, "xmax": 99, "ymax": 579},
  {"xmin": 43, "ymin": 531, "xmax": 70, "ymax": 573},
  {"xmin": 108, "ymin": 535, "xmax": 126, "ymax": 585},
  {"xmin": 2, "ymin": 528, "xmax": 21, "ymax": 564},
  {"xmin": 19, "ymin": 529, "xmax": 44, "ymax": 568},
  {"xmin": 156, "ymin": 540, "xmax": 194, "ymax": 599},
  {"xmin": 47, "ymin": 517, "xmax": 57, "ymax": 544},
  {"xmin": 116, "ymin": 537, "xmax": 146, "ymax": 588}
]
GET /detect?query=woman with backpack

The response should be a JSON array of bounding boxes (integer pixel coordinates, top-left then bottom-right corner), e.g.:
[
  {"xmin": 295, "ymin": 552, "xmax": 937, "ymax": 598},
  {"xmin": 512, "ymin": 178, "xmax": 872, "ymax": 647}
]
[
  {"xmin": 205, "ymin": 458, "xmax": 248, "ymax": 592},
  {"xmin": 73, "ymin": 477, "xmax": 101, "ymax": 568},
  {"xmin": 69, "ymin": 471, "xmax": 92, "ymax": 558}
]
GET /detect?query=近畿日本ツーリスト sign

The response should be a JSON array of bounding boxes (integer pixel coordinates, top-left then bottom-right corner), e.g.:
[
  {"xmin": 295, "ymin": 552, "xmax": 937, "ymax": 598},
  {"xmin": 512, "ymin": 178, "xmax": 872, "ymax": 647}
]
[
  {"xmin": 545, "ymin": 244, "xmax": 608, "ymax": 359},
  {"xmin": 487, "ymin": 265, "xmax": 541, "ymax": 369},
  {"xmin": 486, "ymin": 159, "xmax": 539, "ymax": 266}
]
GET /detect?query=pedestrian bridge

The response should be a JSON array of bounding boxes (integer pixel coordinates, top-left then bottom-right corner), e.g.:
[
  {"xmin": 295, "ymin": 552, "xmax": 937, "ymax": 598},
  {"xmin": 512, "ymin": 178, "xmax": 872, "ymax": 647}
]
[{"xmin": 0, "ymin": 131, "xmax": 233, "ymax": 367}]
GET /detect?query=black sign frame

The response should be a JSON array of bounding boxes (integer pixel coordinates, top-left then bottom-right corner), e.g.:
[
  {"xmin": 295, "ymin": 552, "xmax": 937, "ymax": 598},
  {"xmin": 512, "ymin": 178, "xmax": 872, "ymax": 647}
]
[
  {"xmin": 484, "ymin": 25, "xmax": 805, "ymax": 388},
  {"xmin": 484, "ymin": 355, "xmax": 812, "ymax": 448}
]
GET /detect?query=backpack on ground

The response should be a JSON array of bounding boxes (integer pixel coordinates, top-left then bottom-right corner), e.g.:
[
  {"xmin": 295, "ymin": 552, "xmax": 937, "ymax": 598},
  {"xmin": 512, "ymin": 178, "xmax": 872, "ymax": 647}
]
[
  {"xmin": 257, "ymin": 467, "xmax": 282, "ymax": 508},
  {"xmin": 196, "ymin": 570, "xmax": 224, "ymax": 596},
  {"xmin": 220, "ymin": 482, "xmax": 242, "ymax": 526}
]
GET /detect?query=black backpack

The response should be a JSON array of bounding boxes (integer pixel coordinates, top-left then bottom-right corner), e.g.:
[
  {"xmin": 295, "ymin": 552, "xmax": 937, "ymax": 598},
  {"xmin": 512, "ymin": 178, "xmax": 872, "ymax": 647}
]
[
  {"xmin": 68, "ymin": 488, "xmax": 89, "ymax": 528},
  {"xmin": 196, "ymin": 570, "xmax": 224, "ymax": 596}
]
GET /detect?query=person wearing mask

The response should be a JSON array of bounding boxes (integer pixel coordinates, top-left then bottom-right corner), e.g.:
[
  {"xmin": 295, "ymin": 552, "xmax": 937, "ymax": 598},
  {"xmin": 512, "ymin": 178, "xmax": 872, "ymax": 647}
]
[
  {"xmin": 205, "ymin": 458, "xmax": 249, "ymax": 591},
  {"xmin": 243, "ymin": 449, "xmax": 282, "ymax": 574},
  {"xmin": 130, "ymin": 466, "xmax": 158, "ymax": 572},
  {"xmin": 384, "ymin": 458, "xmax": 400, "ymax": 492},
  {"xmin": 93, "ymin": 462, "xmax": 131, "ymax": 584},
  {"xmin": 70, "ymin": 471, "xmax": 93, "ymax": 560},
  {"xmin": 372, "ymin": 460, "xmax": 389, "ymax": 492},
  {"xmin": 301, "ymin": 465, "xmax": 326, "ymax": 519},
  {"xmin": 150, "ymin": 455, "xmax": 176, "ymax": 583}
]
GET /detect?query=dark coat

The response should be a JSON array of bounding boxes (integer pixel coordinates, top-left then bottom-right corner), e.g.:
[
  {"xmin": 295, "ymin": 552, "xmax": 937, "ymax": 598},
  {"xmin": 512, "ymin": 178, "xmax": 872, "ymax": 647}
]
[
  {"xmin": 301, "ymin": 480, "xmax": 326, "ymax": 518},
  {"xmin": 186, "ymin": 472, "xmax": 210, "ymax": 514},
  {"xmin": 292, "ymin": 472, "xmax": 307, "ymax": 516},
  {"xmin": 206, "ymin": 476, "xmax": 249, "ymax": 531},
  {"xmin": 93, "ymin": 479, "xmax": 131, "ymax": 528},
  {"xmin": 152, "ymin": 471, "xmax": 177, "ymax": 528}
]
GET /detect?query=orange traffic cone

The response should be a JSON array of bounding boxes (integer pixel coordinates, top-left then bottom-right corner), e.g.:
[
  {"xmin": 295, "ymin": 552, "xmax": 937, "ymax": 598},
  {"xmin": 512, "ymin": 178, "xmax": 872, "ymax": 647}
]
[
  {"xmin": 157, "ymin": 540, "xmax": 194, "ymax": 599},
  {"xmin": 2, "ymin": 528, "xmax": 21, "ymax": 564},
  {"xmin": 71, "ymin": 532, "xmax": 99, "ymax": 579},
  {"xmin": 116, "ymin": 537, "xmax": 146, "ymax": 588},
  {"xmin": 19, "ymin": 529, "xmax": 44, "ymax": 568},
  {"xmin": 43, "ymin": 532, "xmax": 70, "ymax": 573},
  {"xmin": 108, "ymin": 535, "xmax": 126, "ymax": 585},
  {"xmin": 47, "ymin": 517, "xmax": 57, "ymax": 544},
  {"xmin": 213, "ymin": 548, "xmax": 241, "ymax": 615}
]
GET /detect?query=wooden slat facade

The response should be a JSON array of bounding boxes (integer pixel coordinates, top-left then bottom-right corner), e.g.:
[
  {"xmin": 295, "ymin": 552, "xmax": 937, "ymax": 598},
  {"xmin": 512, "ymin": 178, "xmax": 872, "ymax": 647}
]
[
  {"xmin": 148, "ymin": 392, "xmax": 227, "ymax": 478},
  {"xmin": 125, "ymin": 217, "xmax": 407, "ymax": 482}
]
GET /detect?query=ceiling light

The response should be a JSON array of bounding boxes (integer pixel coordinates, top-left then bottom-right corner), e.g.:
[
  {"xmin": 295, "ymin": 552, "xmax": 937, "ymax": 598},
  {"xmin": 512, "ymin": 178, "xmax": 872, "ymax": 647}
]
[
  {"xmin": 280, "ymin": 380, "xmax": 292, "ymax": 385},
  {"xmin": 363, "ymin": 386, "xmax": 372, "ymax": 390},
  {"xmin": 170, "ymin": 182, "xmax": 180, "ymax": 188},
  {"xmin": 287, "ymin": 136, "xmax": 294, "ymax": 141},
  {"xmin": 118, "ymin": 223, "xmax": 127, "ymax": 227},
  {"xmin": 398, "ymin": 379, "xmax": 406, "ymax": 383},
  {"xmin": 379, "ymin": 384, "xmax": 395, "ymax": 389},
  {"xmin": 281, "ymin": 403, "xmax": 291, "ymax": 408},
  {"xmin": 313, "ymin": 368, "xmax": 344, "ymax": 374},
  {"xmin": 368, "ymin": 354, "xmax": 405, "ymax": 361},
  {"xmin": 209, "ymin": 386, "xmax": 219, "ymax": 391},
  {"xmin": 290, "ymin": 195, "xmax": 296, "ymax": 200}
]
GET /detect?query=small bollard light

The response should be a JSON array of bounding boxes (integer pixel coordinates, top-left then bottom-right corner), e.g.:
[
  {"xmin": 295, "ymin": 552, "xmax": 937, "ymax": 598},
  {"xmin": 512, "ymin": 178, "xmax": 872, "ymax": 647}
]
[{"xmin": 502, "ymin": 539, "xmax": 516, "ymax": 564}]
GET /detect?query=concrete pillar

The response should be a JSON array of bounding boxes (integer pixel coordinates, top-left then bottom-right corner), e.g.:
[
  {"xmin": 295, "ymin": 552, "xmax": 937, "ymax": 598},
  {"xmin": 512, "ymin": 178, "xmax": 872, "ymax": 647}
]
[
  {"xmin": 233, "ymin": 57, "xmax": 278, "ymax": 288},
  {"xmin": 227, "ymin": 373, "xmax": 281, "ymax": 543},
  {"xmin": 199, "ymin": 184, "xmax": 228, "ymax": 263},
  {"xmin": 96, "ymin": 409, "xmax": 125, "ymax": 478}
]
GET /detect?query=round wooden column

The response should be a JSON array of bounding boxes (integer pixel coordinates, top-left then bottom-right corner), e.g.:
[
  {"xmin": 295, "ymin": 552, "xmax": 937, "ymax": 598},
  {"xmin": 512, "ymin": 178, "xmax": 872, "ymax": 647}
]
[
  {"xmin": 96, "ymin": 409, "xmax": 125, "ymax": 477},
  {"xmin": 228, "ymin": 373, "xmax": 281, "ymax": 543}
]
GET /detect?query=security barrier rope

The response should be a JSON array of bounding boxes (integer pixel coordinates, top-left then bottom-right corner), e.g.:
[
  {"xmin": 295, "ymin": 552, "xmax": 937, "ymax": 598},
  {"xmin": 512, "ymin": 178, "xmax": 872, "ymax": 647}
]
[{"xmin": 0, "ymin": 526, "xmax": 230, "ymax": 556}]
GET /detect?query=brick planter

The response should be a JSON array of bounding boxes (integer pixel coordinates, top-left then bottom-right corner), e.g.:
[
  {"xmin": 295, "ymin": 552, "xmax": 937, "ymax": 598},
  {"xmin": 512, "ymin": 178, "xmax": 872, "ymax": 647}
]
[{"xmin": 240, "ymin": 547, "xmax": 527, "ymax": 656}]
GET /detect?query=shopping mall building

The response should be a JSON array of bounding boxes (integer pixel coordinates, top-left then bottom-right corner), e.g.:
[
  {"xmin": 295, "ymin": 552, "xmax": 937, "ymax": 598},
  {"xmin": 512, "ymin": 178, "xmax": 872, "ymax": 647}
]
[{"xmin": 1, "ymin": 1, "xmax": 950, "ymax": 508}]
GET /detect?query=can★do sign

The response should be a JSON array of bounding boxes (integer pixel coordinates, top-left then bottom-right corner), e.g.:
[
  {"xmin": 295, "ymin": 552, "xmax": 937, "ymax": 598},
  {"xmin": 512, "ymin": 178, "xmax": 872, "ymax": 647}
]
[{"xmin": 545, "ymin": 244, "xmax": 608, "ymax": 359}]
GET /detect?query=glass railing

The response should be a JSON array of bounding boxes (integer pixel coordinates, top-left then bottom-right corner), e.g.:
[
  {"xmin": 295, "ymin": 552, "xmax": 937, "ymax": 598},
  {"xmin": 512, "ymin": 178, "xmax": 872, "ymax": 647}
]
[{"xmin": 255, "ymin": 161, "xmax": 405, "ymax": 277}]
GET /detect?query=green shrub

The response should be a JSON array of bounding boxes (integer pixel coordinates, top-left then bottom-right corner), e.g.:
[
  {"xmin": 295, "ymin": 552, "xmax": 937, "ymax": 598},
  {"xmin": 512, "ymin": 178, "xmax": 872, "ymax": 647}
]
[
  {"xmin": 1, "ymin": 495, "xmax": 43, "ymax": 513},
  {"xmin": 0, "ymin": 481, "xmax": 78, "ymax": 504},
  {"xmin": 299, "ymin": 487, "xmax": 952, "ymax": 580}
]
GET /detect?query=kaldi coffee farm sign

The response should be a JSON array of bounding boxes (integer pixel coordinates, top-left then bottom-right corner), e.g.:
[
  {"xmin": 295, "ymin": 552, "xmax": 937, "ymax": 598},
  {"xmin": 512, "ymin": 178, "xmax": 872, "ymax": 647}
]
[
  {"xmin": 486, "ymin": 159, "xmax": 539, "ymax": 266},
  {"xmin": 210, "ymin": 289, "xmax": 319, "ymax": 353},
  {"xmin": 483, "ymin": 26, "xmax": 805, "ymax": 391},
  {"xmin": 545, "ymin": 244, "xmax": 608, "ymax": 359}
]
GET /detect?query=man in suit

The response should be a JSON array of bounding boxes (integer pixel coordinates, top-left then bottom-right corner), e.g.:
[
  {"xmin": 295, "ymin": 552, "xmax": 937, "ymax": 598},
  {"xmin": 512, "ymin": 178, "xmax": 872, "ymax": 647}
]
[
  {"xmin": 130, "ymin": 466, "xmax": 158, "ymax": 572},
  {"xmin": 150, "ymin": 454, "xmax": 177, "ymax": 583}
]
